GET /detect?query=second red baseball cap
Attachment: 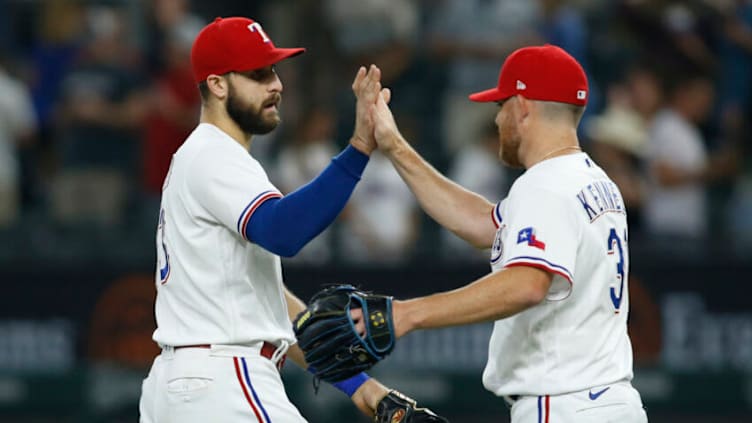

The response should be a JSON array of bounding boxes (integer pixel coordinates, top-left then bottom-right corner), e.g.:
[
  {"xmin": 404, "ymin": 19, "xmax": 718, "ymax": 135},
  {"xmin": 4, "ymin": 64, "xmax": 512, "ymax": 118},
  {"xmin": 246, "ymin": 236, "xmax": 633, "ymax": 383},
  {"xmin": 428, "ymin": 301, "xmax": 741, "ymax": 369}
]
[
  {"xmin": 191, "ymin": 17, "xmax": 305, "ymax": 83},
  {"xmin": 469, "ymin": 44, "xmax": 588, "ymax": 106}
]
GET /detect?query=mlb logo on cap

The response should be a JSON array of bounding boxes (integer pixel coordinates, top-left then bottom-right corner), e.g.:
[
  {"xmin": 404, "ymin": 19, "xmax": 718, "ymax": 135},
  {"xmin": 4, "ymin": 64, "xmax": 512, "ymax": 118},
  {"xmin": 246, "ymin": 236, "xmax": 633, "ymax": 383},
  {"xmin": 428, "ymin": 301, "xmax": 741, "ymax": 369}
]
[
  {"xmin": 191, "ymin": 17, "xmax": 305, "ymax": 83},
  {"xmin": 469, "ymin": 44, "xmax": 588, "ymax": 106}
]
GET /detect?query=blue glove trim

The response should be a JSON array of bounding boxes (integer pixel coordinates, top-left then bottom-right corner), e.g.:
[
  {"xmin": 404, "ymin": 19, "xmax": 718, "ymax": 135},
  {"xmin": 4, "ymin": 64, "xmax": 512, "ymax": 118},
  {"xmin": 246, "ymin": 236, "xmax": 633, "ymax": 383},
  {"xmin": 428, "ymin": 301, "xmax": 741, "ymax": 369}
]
[{"xmin": 348, "ymin": 292, "xmax": 395, "ymax": 356}]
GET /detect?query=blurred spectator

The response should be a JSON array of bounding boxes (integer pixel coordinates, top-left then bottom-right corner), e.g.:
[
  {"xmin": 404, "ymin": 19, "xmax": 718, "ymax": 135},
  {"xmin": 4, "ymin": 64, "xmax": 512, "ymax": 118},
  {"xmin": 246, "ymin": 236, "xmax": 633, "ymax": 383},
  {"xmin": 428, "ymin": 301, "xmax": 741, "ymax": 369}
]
[
  {"xmin": 585, "ymin": 70, "xmax": 652, "ymax": 232},
  {"xmin": 440, "ymin": 122, "xmax": 506, "ymax": 262},
  {"xmin": 143, "ymin": 0, "xmax": 204, "ymax": 74},
  {"xmin": 27, "ymin": 0, "xmax": 85, "ymax": 210},
  {"xmin": 29, "ymin": 0, "xmax": 85, "ymax": 132},
  {"xmin": 715, "ymin": 0, "xmax": 752, "ymax": 122},
  {"xmin": 617, "ymin": 1, "xmax": 719, "ymax": 73},
  {"xmin": 427, "ymin": 0, "xmax": 543, "ymax": 154},
  {"xmin": 541, "ymin": 0, "xmax": 588, "ymax": 62},
  {"xmin": 0, "ymin": 56, "xmax": 37, "ymax": 227},
  {"xmin": 338, "ymin": 152, "xmax": 419, "ymax": 265},
  {"xmin": 644, "ymin": 73, "xmax": 733, "ymax": 240},
  {"xmin": 627, "ymin": 64, "xmax": 664, "ymax": 125},
  {"xmin": 323, "ymin": 0, "xmax": 418, "ymax": 86},
  {"xmin": 540, "ymin": 0, "xmax": 601, "ymax": 128},
  {"xmin": 141, "ymin": 16, "xmax": 202, "ymax": 214},
  {"xmin": 50, "ymin": 6, "xmax": 148, "ymax": 227},
  {"xmin": 661, "ymin": 2, "xmax": 719, "ymax": 72},
  {"xmin": 323, "ymin": 0, "xmax": 424, "ymax": 154},
  {"xmin": 274, "ymin": 109, "xmax": 339, "ymax": 265}
]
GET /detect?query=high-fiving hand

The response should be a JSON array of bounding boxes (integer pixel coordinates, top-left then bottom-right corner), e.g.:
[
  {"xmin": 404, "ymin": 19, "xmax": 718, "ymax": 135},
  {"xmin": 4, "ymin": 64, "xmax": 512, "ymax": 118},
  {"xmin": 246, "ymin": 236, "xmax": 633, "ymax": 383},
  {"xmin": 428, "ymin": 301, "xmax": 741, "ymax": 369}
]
[
  {"xmin": 351, "ymin": 65, "xmax": 390, "ymax": 155},
  {"xmin": 370, "ymin": 71, "xmax": 402, "ymax": 155}
]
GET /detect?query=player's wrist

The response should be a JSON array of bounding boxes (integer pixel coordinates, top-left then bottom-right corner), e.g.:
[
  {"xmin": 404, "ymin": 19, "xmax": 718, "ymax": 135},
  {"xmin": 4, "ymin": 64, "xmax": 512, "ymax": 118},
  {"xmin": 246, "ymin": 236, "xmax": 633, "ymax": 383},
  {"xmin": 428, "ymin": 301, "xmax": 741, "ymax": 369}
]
[
  {"xmin": 379, "ymin": 132, "xmax": 407, "ymax": 158},
  {"xmin": 392, "ymin": 299, "xmax": 415, "ymax": 338},
  {"xmin": 353, "ymin": 378, "xmax": 389, "ymax": 413},
  {"xmin": 331, "ymin": 372, "xmax": 371, "ymax": 397},
  {"xmin": 305, "ymin": 367, "xmax": 370, "ymax": 398},
  {"xmin": 349, "ymin": 134, "xmax": 375, "ymax": 156}
]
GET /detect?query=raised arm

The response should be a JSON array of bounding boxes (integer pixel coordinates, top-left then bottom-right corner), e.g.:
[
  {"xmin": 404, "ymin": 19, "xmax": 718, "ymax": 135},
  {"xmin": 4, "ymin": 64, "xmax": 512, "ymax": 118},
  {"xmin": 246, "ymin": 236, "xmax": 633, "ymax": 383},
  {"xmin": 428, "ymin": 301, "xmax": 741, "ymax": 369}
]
[
  {"xmin": 372, "ymin": 87, "xmax": 498, "ymax": 249},
  {"xmin": 245, "ymin": 65, "xmax": 385, "ymax": 256}
]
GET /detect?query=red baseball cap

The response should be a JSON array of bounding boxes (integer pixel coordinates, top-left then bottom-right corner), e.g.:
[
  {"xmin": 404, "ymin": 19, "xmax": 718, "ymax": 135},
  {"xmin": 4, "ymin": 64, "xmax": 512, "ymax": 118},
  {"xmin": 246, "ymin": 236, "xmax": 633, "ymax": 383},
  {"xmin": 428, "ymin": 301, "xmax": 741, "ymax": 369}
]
[
  {"xmin": 191, "ymin": 17, "xmax": 305, "ymax": 83},
  {"xmin": 469, "ymin": 44, "xmax": 588, "ymax": 106}
]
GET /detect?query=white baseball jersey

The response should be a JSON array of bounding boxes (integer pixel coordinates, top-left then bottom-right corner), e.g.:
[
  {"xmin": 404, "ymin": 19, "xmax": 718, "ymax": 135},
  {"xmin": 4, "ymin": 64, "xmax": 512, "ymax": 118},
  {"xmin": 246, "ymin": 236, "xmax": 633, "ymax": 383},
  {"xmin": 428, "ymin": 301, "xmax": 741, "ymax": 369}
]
[
  {"xmin": 482, "ymin": 152, "xmax": 634, "ymax": 396},
  {"xmin": 152, "ymin": 123, "xmax": 295, "ymax": 348}
]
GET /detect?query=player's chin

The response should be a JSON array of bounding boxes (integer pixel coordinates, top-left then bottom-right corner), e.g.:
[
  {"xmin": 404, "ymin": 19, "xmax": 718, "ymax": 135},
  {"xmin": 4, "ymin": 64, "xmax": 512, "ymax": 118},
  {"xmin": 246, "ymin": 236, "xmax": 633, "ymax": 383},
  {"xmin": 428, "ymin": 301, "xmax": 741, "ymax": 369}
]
[
  {"xmin": 255, "ymin": 117, "xmax": 280, "ymax": 135},
  {"xmin": 262, "ymin": 108, "xmax": 281, "ymax": 124}
]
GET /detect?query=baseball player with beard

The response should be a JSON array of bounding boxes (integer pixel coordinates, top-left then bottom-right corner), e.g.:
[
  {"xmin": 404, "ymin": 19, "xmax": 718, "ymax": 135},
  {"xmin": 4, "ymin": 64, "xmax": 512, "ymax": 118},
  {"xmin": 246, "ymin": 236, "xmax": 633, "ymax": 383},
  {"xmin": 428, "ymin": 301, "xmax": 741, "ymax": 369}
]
[
  {"xmin": 139, "ymin": 17, "xmax": 446, "ymax": 423},
  {"xmin": 367, "ymin": 45, "xmax": 649, "ymax": 422}
]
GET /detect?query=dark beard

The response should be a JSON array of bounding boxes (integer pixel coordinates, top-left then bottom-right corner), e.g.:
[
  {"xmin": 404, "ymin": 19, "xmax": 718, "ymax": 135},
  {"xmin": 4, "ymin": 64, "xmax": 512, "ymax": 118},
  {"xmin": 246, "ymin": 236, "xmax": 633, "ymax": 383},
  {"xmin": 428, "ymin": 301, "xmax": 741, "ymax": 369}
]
[
  {"xmin": 226, "ymin": 84, "xmax": 279, "ymax": 135},
  {"xmin": 499, "ymin": 125, "xmax": 523, "ymax": 168}
]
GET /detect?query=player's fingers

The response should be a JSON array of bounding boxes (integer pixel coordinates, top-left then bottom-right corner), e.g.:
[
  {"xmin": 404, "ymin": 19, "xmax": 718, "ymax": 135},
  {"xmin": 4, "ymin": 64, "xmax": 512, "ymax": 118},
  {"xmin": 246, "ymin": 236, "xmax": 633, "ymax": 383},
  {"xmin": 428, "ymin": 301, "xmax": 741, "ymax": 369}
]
[
  {"xmin": 354, "ymin": 320, "xmax": 366, "ymax": 337},
  {"xmin": 352, "ymin": 66, "xmax": 366, "ymax": 91},
  {"xmin": 369, "ymin": 64, "xmax": 381, "ymax": 84},
  {"xmin": 350, "ymin": 309, "xmax": 367, "ymax": 337},
  {"xmin": 350, "ymin": 308, "xmax": 363, "ymax": 321},
  {"xmin": 375, "ymin": 89, "xmax": 388, "ymax": 111},
  {"xmin": 364, "ymin": 65, "xmax": 382, "ymax": 96}
]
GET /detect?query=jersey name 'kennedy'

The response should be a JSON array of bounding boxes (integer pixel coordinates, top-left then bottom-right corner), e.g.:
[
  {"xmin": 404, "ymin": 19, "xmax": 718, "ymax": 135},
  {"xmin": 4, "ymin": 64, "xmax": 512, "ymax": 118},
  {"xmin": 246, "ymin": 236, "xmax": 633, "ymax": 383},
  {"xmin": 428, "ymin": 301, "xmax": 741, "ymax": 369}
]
[{"xmin": 576, "ymin": 178, "xmax": 625, "ymax": 222}]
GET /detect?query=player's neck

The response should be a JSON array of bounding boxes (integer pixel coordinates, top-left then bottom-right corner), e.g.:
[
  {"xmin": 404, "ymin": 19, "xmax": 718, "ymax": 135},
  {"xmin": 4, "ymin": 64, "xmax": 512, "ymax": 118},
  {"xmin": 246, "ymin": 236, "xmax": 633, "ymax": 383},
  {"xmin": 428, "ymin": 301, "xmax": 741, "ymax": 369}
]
[
  {"xmin": 522, "ymin": 125, "xmax": 580, "ymax": 168},
  {"xmin": 200, "ymin": 108, "xmax": 252, "ymax": 150}
]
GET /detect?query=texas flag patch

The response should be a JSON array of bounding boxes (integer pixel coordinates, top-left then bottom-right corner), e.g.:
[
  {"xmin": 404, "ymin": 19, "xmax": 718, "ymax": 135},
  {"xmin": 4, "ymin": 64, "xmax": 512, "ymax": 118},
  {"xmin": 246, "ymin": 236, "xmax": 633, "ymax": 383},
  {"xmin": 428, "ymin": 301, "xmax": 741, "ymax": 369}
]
[{"xmin": 517, "ymin": 227, "xmax": 546, "ymax": 250}]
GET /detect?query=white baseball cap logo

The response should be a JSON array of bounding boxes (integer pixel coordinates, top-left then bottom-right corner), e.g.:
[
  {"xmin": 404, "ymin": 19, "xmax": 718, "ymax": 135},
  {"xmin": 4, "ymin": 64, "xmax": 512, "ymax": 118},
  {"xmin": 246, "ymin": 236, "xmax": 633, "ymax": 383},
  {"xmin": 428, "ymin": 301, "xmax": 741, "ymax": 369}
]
[
  {"xmin": 577, "ymin": 90, "xmax": 587, "ymax": 100},
  {"xmin": 516, "ymin": 80, "xmax": 527, "ymax": 90}
]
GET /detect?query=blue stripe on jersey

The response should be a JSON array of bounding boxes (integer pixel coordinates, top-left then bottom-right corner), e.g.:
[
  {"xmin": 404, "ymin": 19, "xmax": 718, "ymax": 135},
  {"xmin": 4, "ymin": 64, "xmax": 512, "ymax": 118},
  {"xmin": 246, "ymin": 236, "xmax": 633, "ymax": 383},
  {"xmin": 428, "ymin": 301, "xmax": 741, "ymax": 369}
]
[
  {"xmin": 506, "ymin": 255, "xmax": 574, "ymax": 281},
  {"xmin": 537, "ymin": 396, "xmax": 542, "ymax": 423},
  {"xmin": 492, "ymin": 203, "xmax": 503, "ymax": 228},
  {"xmin": 236, "ymin": 190, "xmax": 276, "ymax": 234}
]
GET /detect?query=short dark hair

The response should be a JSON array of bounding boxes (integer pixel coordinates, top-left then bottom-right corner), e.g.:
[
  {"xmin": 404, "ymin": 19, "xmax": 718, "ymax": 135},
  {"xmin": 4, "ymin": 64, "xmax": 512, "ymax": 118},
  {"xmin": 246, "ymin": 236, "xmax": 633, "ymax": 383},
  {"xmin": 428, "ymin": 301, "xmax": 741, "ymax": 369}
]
[{"xmin": 198, "ymin": 81, "xmax": 210, "ymax": 103}]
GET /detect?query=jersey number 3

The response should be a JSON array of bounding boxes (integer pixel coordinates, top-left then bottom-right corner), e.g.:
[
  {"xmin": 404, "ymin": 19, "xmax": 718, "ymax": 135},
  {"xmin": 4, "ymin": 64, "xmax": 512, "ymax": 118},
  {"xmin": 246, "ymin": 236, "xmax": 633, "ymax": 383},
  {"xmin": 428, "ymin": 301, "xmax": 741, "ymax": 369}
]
[
  {"xmin": 607, "ymin": 228, "xmax": 626, "ymax": 312},
  {"xmin": 157, "ymin": 208, "xmax": 171, "ymax": 284}
]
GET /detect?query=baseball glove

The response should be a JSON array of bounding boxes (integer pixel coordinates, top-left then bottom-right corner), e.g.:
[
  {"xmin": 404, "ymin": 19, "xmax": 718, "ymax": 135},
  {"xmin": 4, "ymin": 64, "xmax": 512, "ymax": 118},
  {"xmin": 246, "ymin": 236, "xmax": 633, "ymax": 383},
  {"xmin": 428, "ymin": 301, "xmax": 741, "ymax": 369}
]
[
  {"xmin": 293, "ymin": 284, "xmax": 395, "ymax": 383},
  {"xmin": 375, "ymin": 390, "xmax": 449, "ymax": 423}
]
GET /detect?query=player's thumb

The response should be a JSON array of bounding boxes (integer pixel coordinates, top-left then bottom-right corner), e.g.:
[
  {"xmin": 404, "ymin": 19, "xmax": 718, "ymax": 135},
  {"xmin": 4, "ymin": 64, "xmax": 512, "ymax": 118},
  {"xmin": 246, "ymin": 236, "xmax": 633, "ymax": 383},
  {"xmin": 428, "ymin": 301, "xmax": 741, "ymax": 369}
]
[{"xmin": 380, "ymin": 87, "xmax": 391, "ymax": 105}]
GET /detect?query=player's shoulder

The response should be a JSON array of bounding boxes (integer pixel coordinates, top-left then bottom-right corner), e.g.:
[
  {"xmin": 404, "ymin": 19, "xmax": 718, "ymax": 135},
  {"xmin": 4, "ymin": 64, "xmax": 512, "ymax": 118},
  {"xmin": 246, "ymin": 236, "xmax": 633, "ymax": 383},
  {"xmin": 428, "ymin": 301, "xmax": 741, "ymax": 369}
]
[
  {"xmin": 180, "ymin": 124, "xmax": 258, "ymax": 165},
  {"xmin": 510, "ymin": 153, "xmax": 606, "ymax": 198}
]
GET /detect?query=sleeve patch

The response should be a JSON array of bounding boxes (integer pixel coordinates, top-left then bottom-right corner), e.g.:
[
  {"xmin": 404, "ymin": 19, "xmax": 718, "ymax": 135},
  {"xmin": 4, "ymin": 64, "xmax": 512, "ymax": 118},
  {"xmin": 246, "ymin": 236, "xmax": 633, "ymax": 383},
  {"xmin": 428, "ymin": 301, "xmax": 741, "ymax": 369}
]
[{"xmin": 517, "ymin": 227, "xmax": 546, "ymax": 250}]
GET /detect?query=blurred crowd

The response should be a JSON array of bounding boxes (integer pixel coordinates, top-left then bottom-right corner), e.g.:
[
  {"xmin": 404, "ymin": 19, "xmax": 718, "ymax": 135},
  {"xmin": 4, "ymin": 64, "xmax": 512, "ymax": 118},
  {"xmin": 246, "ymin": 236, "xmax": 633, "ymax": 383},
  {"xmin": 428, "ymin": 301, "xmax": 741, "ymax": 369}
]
[{"xmin": 1, "ymin": 0, "xmax": 751, "ymax": 265}]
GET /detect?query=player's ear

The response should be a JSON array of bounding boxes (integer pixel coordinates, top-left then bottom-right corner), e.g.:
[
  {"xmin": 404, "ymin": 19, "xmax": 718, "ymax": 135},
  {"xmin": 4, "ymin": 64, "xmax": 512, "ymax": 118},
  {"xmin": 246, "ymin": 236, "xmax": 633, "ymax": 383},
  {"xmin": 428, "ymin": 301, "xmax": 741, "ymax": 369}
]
[
  {"xmin": 206, "ymin": 74, "xmax": 229, "ymax": 101},
  {"xmin": 515, "ymin": 95, "xmax": 531, "ymax": 123}
]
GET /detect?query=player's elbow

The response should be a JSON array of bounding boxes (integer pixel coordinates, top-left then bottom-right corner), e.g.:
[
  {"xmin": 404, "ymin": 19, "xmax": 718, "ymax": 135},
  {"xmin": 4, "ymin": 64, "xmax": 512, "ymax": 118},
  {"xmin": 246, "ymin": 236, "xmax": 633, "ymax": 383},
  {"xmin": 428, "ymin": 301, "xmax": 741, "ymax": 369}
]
[
  {"xmin": 273, "ymin": 242, "xmax": 305, "ymax": 258},
  {"xmin": 515, "ymin": 268, "xmax": 554, "ymax": 308},
  {"xmin": 523, "ymin": 283, "xmax": 549, "ymax": 307},
  {"xmin": 250, "ymin": 227, "xmax": 306, "ymax": 257}
]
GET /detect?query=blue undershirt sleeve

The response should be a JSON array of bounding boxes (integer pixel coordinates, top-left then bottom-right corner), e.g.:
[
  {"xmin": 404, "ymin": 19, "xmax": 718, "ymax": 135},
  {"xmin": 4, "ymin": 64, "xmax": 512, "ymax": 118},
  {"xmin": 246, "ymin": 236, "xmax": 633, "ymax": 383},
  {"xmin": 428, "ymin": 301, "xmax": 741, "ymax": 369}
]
[{"xmin": 245, "ymin": 145, "xmax": 369, "ymax": 257}]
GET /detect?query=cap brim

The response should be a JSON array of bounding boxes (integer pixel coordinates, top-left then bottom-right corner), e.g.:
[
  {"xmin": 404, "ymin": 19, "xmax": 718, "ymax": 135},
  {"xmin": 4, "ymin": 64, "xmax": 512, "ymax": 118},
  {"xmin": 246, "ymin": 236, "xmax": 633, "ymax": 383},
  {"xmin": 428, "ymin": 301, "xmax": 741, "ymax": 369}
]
[
  {"xmin": 468, "ymin": 87, "xmax": 506, "ymax": 103},
  {"xmin": 266, "ymin": 47, "xmax": 306, "ymax": 66}
]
